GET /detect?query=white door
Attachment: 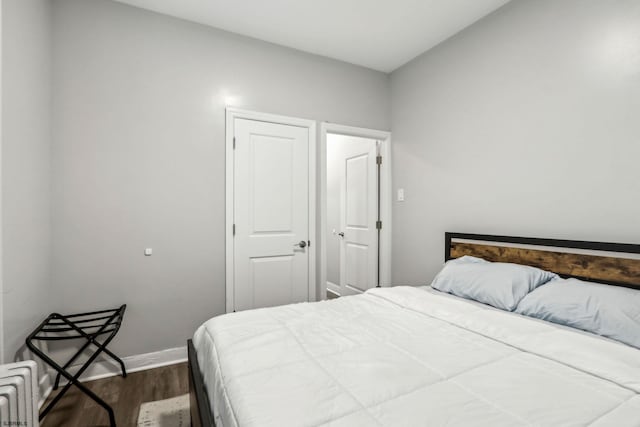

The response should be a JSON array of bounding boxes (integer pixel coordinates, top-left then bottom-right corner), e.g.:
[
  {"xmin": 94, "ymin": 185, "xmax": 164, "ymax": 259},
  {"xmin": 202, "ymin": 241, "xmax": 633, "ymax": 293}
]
[
  {"xmin": 233, "ymin": 118, "xmax": 310, "ymax": 311},
  {"xmin": 338, "ymin": 136, "xmax": 378, "ymax": 296}
]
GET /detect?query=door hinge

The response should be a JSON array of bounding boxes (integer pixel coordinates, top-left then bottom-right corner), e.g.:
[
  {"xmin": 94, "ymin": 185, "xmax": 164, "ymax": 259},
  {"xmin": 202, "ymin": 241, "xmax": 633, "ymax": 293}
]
[
  {"xmin": 376, "ymin": 221, "xmax": 382, "ymax": 230},
  {"xmin": 233, "ymin": 224, "xmax": 236, "ymax": 235},
  {"xmin": 307, "ymin": 240, "xmax": 311, "ymax": 248},
  {"xmin": 376, "ymin": 155, "xmax": 382, "ymax": 165},
  {"xmin": 233, "ymin": 137, "xmax": 236, "ymax": 149}
]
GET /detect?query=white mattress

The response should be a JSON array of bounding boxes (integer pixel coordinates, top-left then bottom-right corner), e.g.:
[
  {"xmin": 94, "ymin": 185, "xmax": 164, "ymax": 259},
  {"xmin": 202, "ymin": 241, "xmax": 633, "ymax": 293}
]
[{"xmin": 193, "ymin": 286, "xmax": 640, "ymax": 427}]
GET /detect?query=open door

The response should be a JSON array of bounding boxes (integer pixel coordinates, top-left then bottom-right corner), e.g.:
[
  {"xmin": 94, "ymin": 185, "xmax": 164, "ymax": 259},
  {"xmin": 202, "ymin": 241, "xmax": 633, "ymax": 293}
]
[{"xmin": 332, "ymin": 135, "xmax": 379, "ymax": 296}]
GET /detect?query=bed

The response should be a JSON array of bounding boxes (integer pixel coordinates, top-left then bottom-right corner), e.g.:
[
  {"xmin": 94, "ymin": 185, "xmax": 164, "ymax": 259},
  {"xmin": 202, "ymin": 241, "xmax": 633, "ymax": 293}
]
[{"xmin": 188, "ymin": 232, "xmax": 640, "ymax": 426}]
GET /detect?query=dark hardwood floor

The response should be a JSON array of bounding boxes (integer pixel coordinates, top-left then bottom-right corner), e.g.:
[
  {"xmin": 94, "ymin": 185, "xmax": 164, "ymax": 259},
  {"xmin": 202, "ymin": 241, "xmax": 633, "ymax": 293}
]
[{"xmin": 41, "ymin": 363, "xmax": 188, "ymax": 427}]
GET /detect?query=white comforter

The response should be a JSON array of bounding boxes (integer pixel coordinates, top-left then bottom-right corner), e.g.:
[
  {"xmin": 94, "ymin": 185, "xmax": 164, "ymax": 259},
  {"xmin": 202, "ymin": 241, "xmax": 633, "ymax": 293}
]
[{"xmin": 193, "ymin": 286, "xmax": 640, "ymax": 427}]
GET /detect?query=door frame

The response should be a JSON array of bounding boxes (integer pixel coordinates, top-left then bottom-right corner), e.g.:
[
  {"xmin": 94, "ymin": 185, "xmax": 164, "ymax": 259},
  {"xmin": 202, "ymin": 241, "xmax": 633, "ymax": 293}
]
[
  {"xmin": 225, "ymin": 108, "xmax": 317, "ymax": 313},
  {"xmin": 0, "ymin": 1, "xmax": 4, "ymax": 363},
  {"xmin": 320, "ymin": 123, "xmax": 392, "ymax": 299}
]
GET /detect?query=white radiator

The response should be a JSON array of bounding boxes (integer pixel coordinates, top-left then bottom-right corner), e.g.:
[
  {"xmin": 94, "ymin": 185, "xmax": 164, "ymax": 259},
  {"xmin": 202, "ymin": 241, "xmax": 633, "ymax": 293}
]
[{"xmin": 0, "ymin": 361, "xmax": 39, "ymax": 427}]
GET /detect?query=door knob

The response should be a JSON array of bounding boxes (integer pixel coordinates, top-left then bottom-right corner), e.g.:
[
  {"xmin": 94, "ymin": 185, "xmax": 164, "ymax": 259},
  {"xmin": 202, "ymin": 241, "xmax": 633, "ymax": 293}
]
[
  {"xmin": 294, "ymin": 240, "xmax": 307, "ymax": 248},
  {"xmin": 338, "ymin": 232, "xmax": 345, "ymax": 238}
]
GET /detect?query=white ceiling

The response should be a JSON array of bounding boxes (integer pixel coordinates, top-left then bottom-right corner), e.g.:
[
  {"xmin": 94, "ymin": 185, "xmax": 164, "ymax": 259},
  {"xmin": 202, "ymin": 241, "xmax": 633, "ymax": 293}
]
[{"xmin": 113, "ymin": 0, "xmax": 510, "ymax": 72}]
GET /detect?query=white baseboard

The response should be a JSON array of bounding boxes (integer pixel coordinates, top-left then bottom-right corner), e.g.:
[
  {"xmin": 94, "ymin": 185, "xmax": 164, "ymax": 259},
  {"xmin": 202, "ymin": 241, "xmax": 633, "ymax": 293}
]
[
  {"xmin": 38, "ymin": 370, "xmax": 53, "ymax": 408},
  {"xmin": 326, "ymin": 281, "xmax": 340, "ymax": 295},
  {"xmin": 40, "ymin": 346, "xmax": 187, "ymax": 402},
  {"xmin": 76, "ymin": 346, "xmax": 188, "ymax": 382}
]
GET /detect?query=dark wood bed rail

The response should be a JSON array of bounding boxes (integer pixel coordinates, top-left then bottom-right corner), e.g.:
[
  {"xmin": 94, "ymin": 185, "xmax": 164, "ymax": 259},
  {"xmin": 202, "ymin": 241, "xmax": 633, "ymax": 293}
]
[
  {"xmin": 188, "ymin": 339, "xmax": 215, "ymax": 427},
  {"xmin": 445, "ymin": 232, "xmax": 640, "ymax": 289}
]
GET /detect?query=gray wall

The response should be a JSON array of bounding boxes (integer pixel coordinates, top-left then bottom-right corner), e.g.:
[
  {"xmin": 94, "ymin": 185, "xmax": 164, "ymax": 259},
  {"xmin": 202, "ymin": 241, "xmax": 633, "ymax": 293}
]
[
  {"xmin": 390, "ymin": 0, "xmax": 640, "ymax": 285},
  {"xmin": 1, "ymin": 0, "xmax": 52, "ymax": 362},
  {"xmin": 51, "ymin": 0, "xmax": 390, "ymax": 357}
]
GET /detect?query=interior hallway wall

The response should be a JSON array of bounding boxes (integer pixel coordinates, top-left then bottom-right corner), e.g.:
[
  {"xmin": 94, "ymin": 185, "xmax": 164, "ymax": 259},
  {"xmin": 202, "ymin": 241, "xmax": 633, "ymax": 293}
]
[{"xmin": 326, "ymin": 135, "xmax": 342, "ymax": 289}]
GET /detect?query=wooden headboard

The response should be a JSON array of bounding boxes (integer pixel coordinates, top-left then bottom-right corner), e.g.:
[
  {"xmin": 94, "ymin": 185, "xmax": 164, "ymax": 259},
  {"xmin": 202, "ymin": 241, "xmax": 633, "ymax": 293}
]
[{"xmin": 445, "ymin": 233, "xmax": 640, "ymax": 290}]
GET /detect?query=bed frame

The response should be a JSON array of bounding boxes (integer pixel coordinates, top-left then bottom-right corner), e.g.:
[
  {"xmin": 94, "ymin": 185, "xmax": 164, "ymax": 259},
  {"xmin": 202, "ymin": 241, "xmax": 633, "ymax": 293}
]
[
  {"xmin": 188, "ymin": 232, "xmax": 640, "ymax": 426},
  {"xmin": 188, "ymin": 339, "xmax": 215, "ymax": 427},
  {"xmin": 446, "ymin": 232, "xmax": 640, "ymax": 289}
]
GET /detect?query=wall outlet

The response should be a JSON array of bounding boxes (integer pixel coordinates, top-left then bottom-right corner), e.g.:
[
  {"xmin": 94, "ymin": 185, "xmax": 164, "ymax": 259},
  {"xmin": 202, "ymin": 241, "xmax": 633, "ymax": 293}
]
[{"xmin": 397, "ymin": 188, "xmax": 405, "ymax": 202}]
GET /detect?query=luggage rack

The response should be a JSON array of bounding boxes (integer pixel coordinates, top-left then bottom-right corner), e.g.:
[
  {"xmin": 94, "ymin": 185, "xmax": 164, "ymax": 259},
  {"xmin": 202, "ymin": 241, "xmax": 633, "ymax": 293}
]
[{"xmin": 26, "ymin": 305, "xmax": 127, "ymax": 427}]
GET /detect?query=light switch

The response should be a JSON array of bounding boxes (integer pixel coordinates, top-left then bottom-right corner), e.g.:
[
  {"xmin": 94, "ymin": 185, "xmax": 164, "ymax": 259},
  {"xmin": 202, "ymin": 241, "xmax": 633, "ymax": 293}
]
[
  {"xmin": 144, "ymin": 248, "xmax": 153, "ymax": 256},
  {"xmin": 397, "ymin": 188, "xmax": 405, "ymax": 202}
]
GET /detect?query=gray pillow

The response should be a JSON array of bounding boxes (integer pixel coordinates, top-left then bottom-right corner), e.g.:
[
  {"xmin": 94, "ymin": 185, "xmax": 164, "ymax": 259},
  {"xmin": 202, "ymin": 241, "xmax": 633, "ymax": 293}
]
[
  {"xmin": 515, "ymin": 278, "xmax": 640, "ymax": 349},
  {"xmin": 431, "ymin": 256, "xmax": 558, "ymax": 311}
]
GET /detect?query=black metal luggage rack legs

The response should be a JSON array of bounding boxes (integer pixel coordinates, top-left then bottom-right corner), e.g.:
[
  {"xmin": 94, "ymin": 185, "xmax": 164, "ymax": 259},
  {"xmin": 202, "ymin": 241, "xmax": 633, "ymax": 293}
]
[{"xmin": 26, "ymin": 305, "xmax": 127, "ymax": 427}]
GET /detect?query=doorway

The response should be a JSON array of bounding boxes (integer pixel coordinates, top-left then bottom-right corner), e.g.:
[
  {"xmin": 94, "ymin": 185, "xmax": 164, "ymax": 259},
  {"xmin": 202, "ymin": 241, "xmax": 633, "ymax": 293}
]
[{"xmin": 321, "ymin": 124, "xmax": 391, "ymax": 299}]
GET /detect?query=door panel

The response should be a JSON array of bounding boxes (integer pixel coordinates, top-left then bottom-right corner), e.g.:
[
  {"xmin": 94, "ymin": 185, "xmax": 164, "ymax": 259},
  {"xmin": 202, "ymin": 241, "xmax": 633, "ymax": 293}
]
[
  {"xmin": 346, "ymin": 155, "xmax": 369, "ymax": 228},
  {"xmin": 250, "ymin": 256, "xmax": 294, "ymax": 309},
  {"xmin": 252, "ymin": 136, "xmax": 293, "ymax": 232},
  {"xmin": 345, "ymin": 243, "xmax": 369, "ymax": 293},
  {"xmin": 234, "ymin": 118, "xmax": 309, "ymax": 311},
  {"xmin": 337, "ymin": 136, "xmax": 378, "ymax": 296}
]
